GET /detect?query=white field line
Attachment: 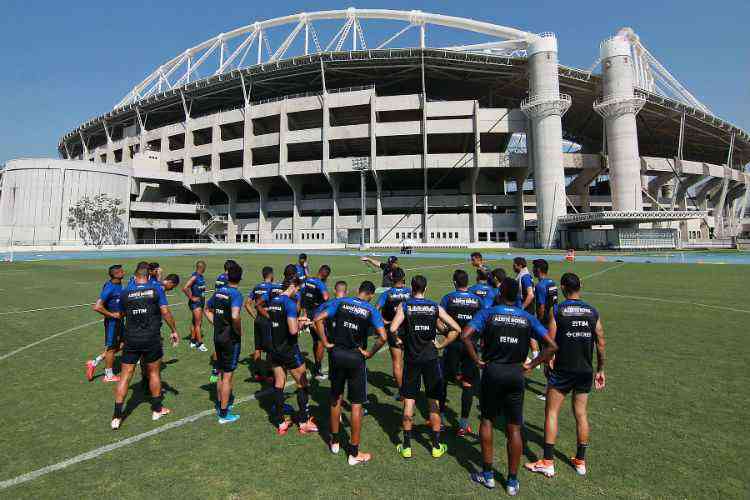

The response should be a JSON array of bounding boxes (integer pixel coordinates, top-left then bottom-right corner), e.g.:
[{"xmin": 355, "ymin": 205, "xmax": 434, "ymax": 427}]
[
  {"xmin": 0, "ymin": 380, "xmax": 293, "ymax": 491},
  {"xmin": 0, "ymin": 345, "xmax": 393, "ymax": 490},
  {"xmin": 585, "ymin": 291, "xmax": 750, "ymax": 314},
  {"xmin": 0, "ymin": 320, "xmax": 102, "ymax": 362}
]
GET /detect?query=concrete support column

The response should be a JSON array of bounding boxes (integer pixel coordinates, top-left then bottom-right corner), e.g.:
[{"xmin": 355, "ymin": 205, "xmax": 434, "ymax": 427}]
[
  {"xmin": 373, "ymin": 173, "xmax": 383, "ymax": 243},
  {"xmin": 160, "ymin": 129, "xmax": 169, "ymax": 171},
  {"xmin": 515, "ymin": 173, "xmax": 528, "ymax": 241},
  {"xmin": 594, "ymin": 33, "xmax": 646, "ymax": 213},
  {"xmin": 520, "ymin": 34, "xmax": 570, "ymax": 248},
  {"xmin": 256, "ymin": 183, "xmax": 270, "ymax": 243},
  {"xmin": 211, "ymin": 120, "xmax": 221, "ymax": 173},
  {"xmin": 243, "ymin": 102, "xmax": 254, "ymax": 170},
  {"xmin": 420, "ymin": 93, "xmax": 429, "ymax": 243},
  {"xmin": 470, "ymin": 100, "xmax": 481, "ymax": 243},
  {"xmin": 287, "ymin": 177, "xmax": 302, "ymax": 244},
  {"xmin": 329, "ymin": 175, "xmax": 340, "ymax": 244},
  {"xmin": 219, "ymin": 183, "xmax": 238, "ymax": 243}
]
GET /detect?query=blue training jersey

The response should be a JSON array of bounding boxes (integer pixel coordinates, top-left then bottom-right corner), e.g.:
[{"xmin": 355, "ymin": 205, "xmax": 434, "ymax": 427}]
[
  {"xmin": 99, "ymin": 280, "xmax": 123, "ymax": 325},
  {"xmin": 190, "ymin": 272, "xmax": 206, "ymax": 298}
]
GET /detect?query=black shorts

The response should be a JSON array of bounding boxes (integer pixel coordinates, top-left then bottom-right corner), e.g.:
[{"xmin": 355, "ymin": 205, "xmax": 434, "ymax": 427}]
[
  {"xmin": 253, "ymin": 317, "xmax": 270, "ymax": 351},
  {"xmin": 401, "ymin": 358, "xmax": 443, "ymax": 400},
  {"xmin": 459, "ymin": 350, "xmax": 480, "ymax": 386},
  {"xmin": 215, "ymin": 340, "xmax": 242, "ymax": 372},
  {"xmin": 121, "ymin": 342, "xmax": 163, "ymax": 365},
  {"xmin": 480, "ymin": 363, "xmax": 525, "ymax": 424},
  {"xmin": 329, "ymin": 348, "xmax": 367, "ymax": 404},
  {"xmin": 269, "ymin": 345, "xmax": 305, "ymax": 371},
  {"xmin": 548, "ymin": 369, "xmax": 593, "ymax": 394},
  {"xmin": 387, "ymin": 328, "xmax": 404, "ymax": 349},
  {"xmin": 442, "ymin": 342, "xmax": 463, "ymax": 380}
]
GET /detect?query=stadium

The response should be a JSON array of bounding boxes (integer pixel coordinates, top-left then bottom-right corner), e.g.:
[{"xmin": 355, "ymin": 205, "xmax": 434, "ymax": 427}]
[{"xmin": 2, "ymin": 8, "xmax": 749, "ymax": 250}]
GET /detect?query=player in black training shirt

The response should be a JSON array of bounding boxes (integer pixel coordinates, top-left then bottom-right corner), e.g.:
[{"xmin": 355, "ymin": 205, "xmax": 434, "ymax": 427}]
[
  {"xmin": 525, "ymin": 273, "xmax": 606, "ymax": 479},
  {"xmin": 375, "ymin": 267, "xmax": 411, "ymax": 399},
  {"xmin": 245, "ymin": 266, "xmax": 278, "ymax": 382},
  {"xmin": 462, "ymin": 278, "xmax": 557, "ymax": 495},
  {"xmin": 205, "ymin": 264, "xmax": 244, "ymax": 424},
  {"xmin": 314, "ymin": 280, "xmax": 387, "ymax": 466},
  {"xmin": 438, "ymin": 269, "xmax": 484, "ymax": 437},
  {"xmin": 361, "ymin": 255, "xmax": 399, "ymax": 287},
  {"xmin": 389, "ymin": 275, "xmax": 461, "ymax": 459},
  {"xmin": 257, "ymin": 275, "xmax": 316, "ymax": 435},
  {"xmin": 301, "ymin": 264, "xmax": 331, "ymax": 380},
  {"xmin": 110, "ymin": 262, "xmax": 180, "ymax": 430}
]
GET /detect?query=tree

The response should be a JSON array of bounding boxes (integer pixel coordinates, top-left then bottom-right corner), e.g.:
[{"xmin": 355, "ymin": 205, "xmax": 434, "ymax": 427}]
[{"xmin": 67, "ymin": 194, "xmax": 127, "ymax": 246}]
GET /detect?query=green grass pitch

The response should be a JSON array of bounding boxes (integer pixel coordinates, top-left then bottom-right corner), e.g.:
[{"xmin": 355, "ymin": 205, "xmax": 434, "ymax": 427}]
[{"xmin": 0, "ymin": 252, "xmax": 746, "ymax": 498}]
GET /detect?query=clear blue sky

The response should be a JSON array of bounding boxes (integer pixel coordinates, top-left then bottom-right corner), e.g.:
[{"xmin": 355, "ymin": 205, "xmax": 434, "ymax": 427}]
[{"xmin": 0, "ymin": 0, "xmax": 747, "ymax": 164}]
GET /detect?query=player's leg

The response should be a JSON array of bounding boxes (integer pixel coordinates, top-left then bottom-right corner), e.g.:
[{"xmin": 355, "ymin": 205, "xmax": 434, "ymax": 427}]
[
  {"xmin": 193, "ymin": 307, "xmax": 206, "ymax": 351},
  {"xmin": 328, "ymin": 350, "xmax": 345, "ymax": 452},
  {"xmin": 111, "ymin": 361, "xmax": 136, "ymax": 429},
  {"xmin": 470, "ymin": 364, "xmax": 498, "ymax": 489},
  {"xmin": 102, "ymin": 321, "xmax": 121, "ymax": 382},
  {"xmin": 570, "ymin": 390, "xmax": 591, "ymax": 475},
  {"xmin": 270, "ymin": 359, "xmax": 291, "ymax": 434},
  {"xmin": 347, "ymin": 356, "xmax": 371, "ymax": 465},
  {"xmin": 389, "ymin": 346, "xmax": 404, "ymax": 400},
  {"xmin": 290, "ymin": 362, "xmax": 317, "ymax": 433},
  {"xmin": 397, "ymin": 361, "xmax": 418, "ymax": 458},
  {"xmin": 425, "ymin": 359, "xmax": 447, "ymax": 457},
  {"xmin": 505, "ymin": 422, "xmax": 523, "ymax": 496},
  {"xmin": 457, "ymin": 353, "xmax": 479, "ymax": 435},
  {"xmin": 145, "ymin": 350, "xmax": 170, "ymax": 421},
  {"xmin": 501, "ymin": 368, "xmax": 525, "ymax": 496},
  {"xmin": 525, "ymin": 386, "xmax": 565, "ymax": 477},
  {"xmin": 217, "ymin": 343, "xmax": 240, "ymax": 423}
]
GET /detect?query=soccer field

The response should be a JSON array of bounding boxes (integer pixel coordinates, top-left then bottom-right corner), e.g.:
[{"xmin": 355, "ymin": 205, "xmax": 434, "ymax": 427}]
[{"xmin": 0, "ymin": 252, "xmax": 746, "ymax": 499}]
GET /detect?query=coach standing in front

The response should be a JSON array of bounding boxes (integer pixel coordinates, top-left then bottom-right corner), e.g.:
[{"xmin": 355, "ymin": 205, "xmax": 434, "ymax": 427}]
[{"xmin": 110, "ymin": 262, "xmax": 180, "ymax": 430}]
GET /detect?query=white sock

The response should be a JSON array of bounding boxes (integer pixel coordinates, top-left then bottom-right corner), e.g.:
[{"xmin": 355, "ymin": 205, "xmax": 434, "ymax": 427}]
[
  {"xmin": 105, "ymin": 368, "xmax": 114, "ymax": 377},
  {"xmin": 93, "ymin": 355, "xmax": 104, "ymax": 366}
]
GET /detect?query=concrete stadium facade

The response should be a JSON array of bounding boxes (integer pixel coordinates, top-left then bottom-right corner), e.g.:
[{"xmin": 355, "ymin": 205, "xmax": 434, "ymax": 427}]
[{"xmin": 41, "ymin": 10, "xmax": 750, "ymax": 248}]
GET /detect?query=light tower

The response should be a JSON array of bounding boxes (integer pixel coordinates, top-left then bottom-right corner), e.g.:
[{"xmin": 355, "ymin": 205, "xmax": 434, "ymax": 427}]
[
  {"xmin": 520, "ymin": 33, "xmax": 571, "ymax": 248},
  {"xmin": 594, "ymin": 30, "xmax": 646, "ymax": 214}
]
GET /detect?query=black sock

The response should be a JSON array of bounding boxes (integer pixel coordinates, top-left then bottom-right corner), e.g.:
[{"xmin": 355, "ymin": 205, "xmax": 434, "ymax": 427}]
[
  {"xmin": 543, "ymin": 442, "xmax": 555, "ymax": 461},
  {"xmin": 482, "ymin": 462, "xmax": 492, "ymax": 473},
  {"xmin": 576, "ymin": 443, "xmax": 588, "ymax": 460},
  {"xmin": 150, "ymin": 396, "xmax": 163, "ymax": 412},
  {"xmin": 349, "ymin": 444, "xmax": 359, "ymax": 457},
  {"xmin": 461, "ymin": 387, "xmax": 473, "ymax": 419},
  {"xmin": 297, "ymin": 387, "xmax": 309, "ymax": 421},
  {"xmin": 432, "ymin": 430, "xmax": 441, "ymax": 449},
  {"xmin": 508, "ymin": 473, "xmax": 517, "ymax": 482},
  {"xmin": 331, "ymin": 434, "xmax": 339, "ymax": 445},
  {"xmin": 219, "ymin": 407, "xmax": 228, "ymax": 418},
  {"xmin": 113, "ymin": 402, "xmax": 124, "ymax": 419},
  {"xmin": 274, "ymin": 388, "xmax": 285, "ymax": 425},
  {"xmin": 403, "ymin": 429, "xmax": 411, "ymax": 448},
  {"xmin": 314, "ymin": 361, "xmax": 321, "ymax": 373}
]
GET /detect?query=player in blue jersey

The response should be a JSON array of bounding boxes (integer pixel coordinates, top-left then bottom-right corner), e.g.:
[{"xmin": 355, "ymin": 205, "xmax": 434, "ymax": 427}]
[
  {"xmin": 462, "ymin": 277, "xmax": 557, "ymax": 495},
  {"xmin": 301, "ymin": 265, "xmax": 331, "ymax": 379},
  {"xmin": 525, "ymin": 272, "xmax": 606, "ymax": 478},
  {"xmin": 183, "ymin": 260, "xmax": 208, "ymax": 351},
  {"xmin": 390, "ymin": 275, "xmax": 462, "ymax": 459},
  {"xmin": 86, "ymin": 264, "xmax": 126, "ymax": 383},
  {"xmin": 470, "ymin": 252, "xmax": 490, "ymax": 274},
  {"xmin": 513, "ymin": 257, "xmax": 539, "ymax": 365},
  {"xmin": 439, "ymin": 269, "xmax": 484, "ymax": 436},
  {"xmin": 295, "ymin": 253, "xmax": 310, "ymax": 280},
  {"xmin": 245, "ymin": 266, "xmax": 280, "ymax": 382},
  {"xmin": 215, "ymin": 259, "xmax": 237, "ymax": 289},
  {"xmin": 532, "ymin": 259, "xmax": 558, "ymax": 327},
  {"xmin": 468, "ymin": 269, "xmax": 493, "ymax": 303},
  {"xmin": 314, "ymin": 280, "xmax": 387, "ymax": 465},
  {"xmin": 257, "ymin": 275, "xmax": 316, "ymax": 435},
  {"xmin": 205, "ymin": 263, "xmax": 245, "ymax": 424},
  {"xmin": 110, "ymin": 262, "xmax": 180, "ymax": 430},
  {"xmin": 376, "ymin": 267, "xmax": 411, "ymax": 399}
]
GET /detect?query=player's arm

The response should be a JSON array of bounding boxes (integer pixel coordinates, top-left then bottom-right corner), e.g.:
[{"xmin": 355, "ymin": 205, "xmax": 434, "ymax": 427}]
[
  {"xmin": 360, "ymin": 256, "xmax": 382, "ymax": 269},
  {"xmin": 286, "ymin": 298, "xmax": 303, "ymax": 335},
  {"xmin": 362, "ymin": 309, "xmax": 387, "ymax": 359},
  {"xmin": 92, "ymin": 298, "xmax": 119, "ymax": 319},
  {"xmin": 461, "ymin": 325, "xmax": 485, "ymax": 369},
  {"xmin": 231, "ymin": 306, "xmax": 242, "ymax": 337},
  {"xmin": 204, "ymin": 304, "xmax": 215, "ymax": 325},
  {"xmin": 182, "ymin": 275, "xmax": 197, "ymax": 302},
  {"xmin": 244, "ymin": 295, "xmax": 258, "ymax": 319},
  {"xmin": 312, "ymin": 310, "xmax": 334, "ymax": 349},
  {"xmin": 522, "ymin": 278, "xmax": 534, "ymax": 309},
  {"xmin": 435, "ymin": 307, "xmax": 461, "ymax": 349},
  {"xmin": 388, "ymin": 304, "xmax": 405, "ymax": 346},
  {"xmin": 594, "ymin": 318, "xmax": 606, "ymax": 390},
  {"xmin": 535, "ymin": 284, "xmax": 546, "ymax": 321},
  {"xmin": 523, "ymin": 316, "xmax": 557, "ymax": 373}
]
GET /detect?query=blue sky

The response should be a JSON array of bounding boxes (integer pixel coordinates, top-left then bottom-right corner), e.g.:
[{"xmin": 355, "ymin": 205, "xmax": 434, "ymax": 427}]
[{"xmin": 0, "ymin": 0, "xmax": 747, "ymax": 164}]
